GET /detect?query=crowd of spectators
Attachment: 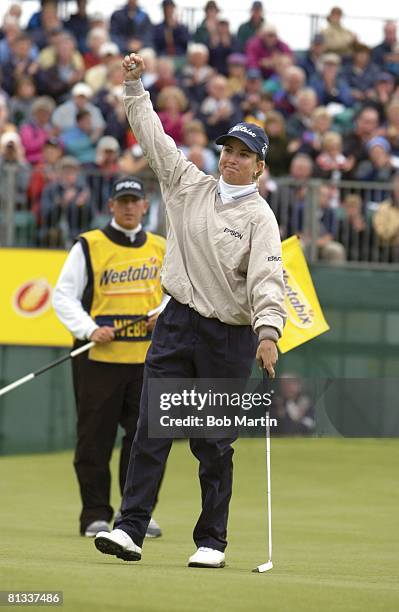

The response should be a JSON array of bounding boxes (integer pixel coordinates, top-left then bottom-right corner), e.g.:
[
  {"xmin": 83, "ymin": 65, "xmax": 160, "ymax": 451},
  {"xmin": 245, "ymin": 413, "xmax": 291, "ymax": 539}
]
[{"xmin": 1, "ymin": 0, "xmax": 399, "ymax": 260}]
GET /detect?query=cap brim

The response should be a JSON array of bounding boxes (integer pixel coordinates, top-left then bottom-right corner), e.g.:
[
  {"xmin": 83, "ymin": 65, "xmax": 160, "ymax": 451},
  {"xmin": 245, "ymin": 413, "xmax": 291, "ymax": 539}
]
[
  {"xmin": 216, "ymin": 133, "xmax": 259, "ymax": 155},
  {"xmin": 113, "ymin": 189, "xmax": 144, "ymax": 199}
]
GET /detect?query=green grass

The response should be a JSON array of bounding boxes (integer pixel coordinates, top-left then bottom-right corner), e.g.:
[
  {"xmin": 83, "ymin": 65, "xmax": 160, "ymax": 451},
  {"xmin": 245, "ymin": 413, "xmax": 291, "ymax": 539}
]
[{"xmin": 1, "ymin": 438, "xmax": 399, "ymax": 612}]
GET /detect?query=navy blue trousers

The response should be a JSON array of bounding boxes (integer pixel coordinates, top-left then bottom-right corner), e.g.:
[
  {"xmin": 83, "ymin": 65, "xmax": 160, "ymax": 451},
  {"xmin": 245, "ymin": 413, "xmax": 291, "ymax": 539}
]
[{"xmin": 115, "ymin": 298, "xmax": 257, "ymax": 552}]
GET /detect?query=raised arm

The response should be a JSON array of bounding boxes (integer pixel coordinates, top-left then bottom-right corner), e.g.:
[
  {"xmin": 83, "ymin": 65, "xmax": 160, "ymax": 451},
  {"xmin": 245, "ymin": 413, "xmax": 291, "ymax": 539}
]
[{"xmin": 122, "ymin": 53, "xmax": 206, "ymax": 199}]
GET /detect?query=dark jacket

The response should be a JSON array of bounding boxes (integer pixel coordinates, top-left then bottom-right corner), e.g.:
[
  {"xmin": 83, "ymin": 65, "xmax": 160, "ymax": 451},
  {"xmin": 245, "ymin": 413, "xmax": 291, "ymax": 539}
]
[
  {"xmin": 110, "ymin": 5, "xmax": 153, "ymax": 53},
  {"xmin": 308, "ymin": 74, "xmax": 354, "ymax": 107},
  {"xmin": 153, "ymin": 21, "xmax": 190, "ymax": 56}
]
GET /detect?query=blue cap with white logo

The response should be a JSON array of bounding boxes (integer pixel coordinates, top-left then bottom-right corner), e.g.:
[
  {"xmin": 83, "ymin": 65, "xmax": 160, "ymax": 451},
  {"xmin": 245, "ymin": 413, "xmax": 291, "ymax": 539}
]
[{"xmin": 216, "ymin": 122, "xmax": 269, "ymax": 160}]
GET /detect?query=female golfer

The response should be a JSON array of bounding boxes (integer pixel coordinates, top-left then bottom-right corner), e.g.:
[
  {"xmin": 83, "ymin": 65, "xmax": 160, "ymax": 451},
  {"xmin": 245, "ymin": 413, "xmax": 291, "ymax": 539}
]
[{"xmin": 94, "ymin": 53, "xmax": 286, "ymax": 568}]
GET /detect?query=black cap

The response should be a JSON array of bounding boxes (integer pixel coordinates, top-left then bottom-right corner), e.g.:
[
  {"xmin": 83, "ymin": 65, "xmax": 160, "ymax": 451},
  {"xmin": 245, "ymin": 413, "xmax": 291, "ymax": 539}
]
[
  {"xmin": 111, "ymin": 176, "xmax": 146, "ymax": 200},
  {"xmin": 216, "ymin": 122, "xmax": 269, "ymax": 160}
]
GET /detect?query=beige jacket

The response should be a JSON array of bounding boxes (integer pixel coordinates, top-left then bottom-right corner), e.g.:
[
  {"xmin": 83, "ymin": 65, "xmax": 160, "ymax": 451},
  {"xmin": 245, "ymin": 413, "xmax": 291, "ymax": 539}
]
[{"xmin": 123, "ymin": 80, "xmax": 286, "ymax": 342}]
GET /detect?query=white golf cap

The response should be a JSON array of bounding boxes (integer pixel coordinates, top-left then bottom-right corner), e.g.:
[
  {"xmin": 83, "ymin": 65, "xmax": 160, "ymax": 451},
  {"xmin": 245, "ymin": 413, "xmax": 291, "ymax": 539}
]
[
  {"xmin": 90, "ymin": 11, "xmax": 106, "ymax": 22},
  {"xmin": 262, "ymin": 23, "xmax": 277, "ymax": 34},
  {"xmin": 97, "ymin": 135, "xmax": 120, "ymax": 152},
  {"xmin": 1, "ymin": 131, "xmax": 20, "ymax": 146},
  {"xmin": 72, "ymin": 82, "xmax": 93, "ymax": 98},
  {"xmin": 99, "ymin": 41, "xmax": 120, "ymax": 57}
]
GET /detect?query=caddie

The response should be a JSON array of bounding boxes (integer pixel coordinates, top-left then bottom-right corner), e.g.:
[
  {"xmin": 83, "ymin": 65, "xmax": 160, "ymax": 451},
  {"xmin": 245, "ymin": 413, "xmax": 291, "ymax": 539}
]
[{"xmin": 53, "ymin": 176, "xmax": 165, "ymax": 538}]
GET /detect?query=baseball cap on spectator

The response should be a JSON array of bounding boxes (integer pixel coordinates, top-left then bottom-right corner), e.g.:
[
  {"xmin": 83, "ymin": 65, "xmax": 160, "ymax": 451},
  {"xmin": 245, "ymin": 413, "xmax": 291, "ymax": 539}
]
[
  {"xmin": 99, "ymin": 42, "xmax": 119, "ymax": 57},
  {"xmin": 72, "ymin": 83, "xmax": 93, "ymax": 98},
  {"xmin": 162, "ymin": 0, "xmax": 175, "ymax": 6},
  {"xmin": 58, "ymin": 156, "xmax": 80, "ymax": 169},
  {"xmin": 1, "ymin": 132, "xmax": 20, "ymax": 147},
  {"xmin": 262, "ymin": 23, "xmax": 277, "ymax": 34},
  {"xmin": 90, "ymin": 12, "xmax": 106, "ymax": 23},
  {"xmin": 218, "ymin": 14, "xmax": 229, "ymax": 24},
  {"xmin": 187, "ymin": 42, "xmax": 209, "ymax": 57},
  {"xmin": 367, "ymin": 136, "xmax": 391, "ymax": 153},
  {"xmin": 97, "ymin": 135, "xmax": 120, "ymax": 153},
  {"xmin": 251, "ymin": 1, "xmax": 263, "ymax": 9},
  {"xmin": 111, "ymin": 176, "xmax": 146, "ymax": 199},
  {"xmin": 227, "ymin": 53, "xmax": 247, "ymax": 66},
  {"xmin": 247, "ymin": 68, "xmax": 262, "ymax": 80},
  {"xmin": 216, "ymin": 122, "xmax": 269, "ymax": 160},
  {"xmin": 376, "ymin": 72, "xmax": 394, "ymax": 83}
]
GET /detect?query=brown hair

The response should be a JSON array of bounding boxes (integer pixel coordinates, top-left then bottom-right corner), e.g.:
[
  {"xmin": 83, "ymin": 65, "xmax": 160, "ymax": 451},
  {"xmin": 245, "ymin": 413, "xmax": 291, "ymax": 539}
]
[{"xmin": 156, "ymin": 86, "xmax": 188, "ymax": 112}]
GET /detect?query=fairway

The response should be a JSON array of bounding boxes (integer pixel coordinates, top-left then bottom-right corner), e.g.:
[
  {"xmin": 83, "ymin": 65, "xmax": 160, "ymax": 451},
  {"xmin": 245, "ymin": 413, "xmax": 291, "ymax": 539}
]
[{"xmin": 1, "ymin": 438, "xmax": 398, "ymax": 612}]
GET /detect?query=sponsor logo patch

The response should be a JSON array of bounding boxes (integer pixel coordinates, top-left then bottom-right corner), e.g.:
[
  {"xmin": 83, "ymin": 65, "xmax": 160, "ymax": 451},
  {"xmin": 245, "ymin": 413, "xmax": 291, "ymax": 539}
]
[
  {"xmin": 115, "ymin": 180, "xmax": 142, "ymax": 192},
  {"xmin": 224, "ymin": 227, "xmax": 243, "ymax": 240},
  {"xmin": 13, "ymin": 278, "xmax": 52, "ymax": 317},
  {"xmin": 228, "ymin": 125, "xmax": 257, "ymax": 138},
  {"xmin": 100, "ymin": 263, "xmax": 160, "ymax": 286}
]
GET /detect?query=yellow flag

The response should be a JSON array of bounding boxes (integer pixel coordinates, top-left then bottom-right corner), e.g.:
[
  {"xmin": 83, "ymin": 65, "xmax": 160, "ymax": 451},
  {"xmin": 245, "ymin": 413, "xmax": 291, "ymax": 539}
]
[{"xmin": 278, "ymin": 236, "xmax": 330, "ymax": 353}]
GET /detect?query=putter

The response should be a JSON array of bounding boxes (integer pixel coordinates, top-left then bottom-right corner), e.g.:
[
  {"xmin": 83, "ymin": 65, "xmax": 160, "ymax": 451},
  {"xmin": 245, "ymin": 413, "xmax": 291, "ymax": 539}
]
[{"xmin": 253, "ymin": 408, "xmax": 273, "ymax": 573}]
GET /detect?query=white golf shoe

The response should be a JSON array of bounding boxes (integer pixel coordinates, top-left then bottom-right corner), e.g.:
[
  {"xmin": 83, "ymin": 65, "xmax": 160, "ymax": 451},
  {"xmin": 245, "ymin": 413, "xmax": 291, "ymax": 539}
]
[
  {"xmin": 94, "ymin": 529, "xmax": 142, "ymax": 561},
  {"xmin": 188, "ymin": 547, "xmax": 225, "ymax": 568}
]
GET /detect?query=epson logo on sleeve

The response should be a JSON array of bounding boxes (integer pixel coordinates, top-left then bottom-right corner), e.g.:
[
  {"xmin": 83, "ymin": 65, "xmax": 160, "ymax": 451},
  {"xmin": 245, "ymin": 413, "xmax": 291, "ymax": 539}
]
[{"xmin": 116, "ymin": 181, "xmax": 141, "ymax": 192}]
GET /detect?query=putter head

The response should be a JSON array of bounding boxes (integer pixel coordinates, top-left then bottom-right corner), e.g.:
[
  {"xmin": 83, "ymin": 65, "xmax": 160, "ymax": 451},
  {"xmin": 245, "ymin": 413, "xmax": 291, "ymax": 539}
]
[{"xmin": 252, "ymin": 560, "xmax": 273, "ymax": 573}]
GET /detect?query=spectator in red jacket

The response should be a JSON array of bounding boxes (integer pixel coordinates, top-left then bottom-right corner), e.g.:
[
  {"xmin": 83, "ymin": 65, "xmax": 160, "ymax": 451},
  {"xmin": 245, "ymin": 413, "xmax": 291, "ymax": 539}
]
[
  {"xmin": 156, "ymin": 86, "xmax": 190, "ymax": 146},
  {"xmin": 245, "ymin": 23, "xmax": 293, "ymax": 79},
  {"xmin": 83, "ymin": 27, "xmax": 109, "ymax": 70},
  {"xmin": 28, "ymin": 136, "xmax": 64, "ymax": 218}
]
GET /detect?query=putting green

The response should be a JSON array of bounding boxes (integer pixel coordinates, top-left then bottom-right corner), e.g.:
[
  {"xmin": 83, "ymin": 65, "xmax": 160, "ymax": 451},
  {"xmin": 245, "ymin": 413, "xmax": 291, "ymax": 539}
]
[{"xmin": 1, "ymin": 438, "xmax": 398, "ymax": 612}]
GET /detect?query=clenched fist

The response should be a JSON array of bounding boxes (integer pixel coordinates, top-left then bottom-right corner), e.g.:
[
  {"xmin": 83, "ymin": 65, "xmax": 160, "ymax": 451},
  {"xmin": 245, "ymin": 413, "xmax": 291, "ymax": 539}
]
[{"xmin": 122, "ymin": 53, "xmax": 145, "ymax": 81}]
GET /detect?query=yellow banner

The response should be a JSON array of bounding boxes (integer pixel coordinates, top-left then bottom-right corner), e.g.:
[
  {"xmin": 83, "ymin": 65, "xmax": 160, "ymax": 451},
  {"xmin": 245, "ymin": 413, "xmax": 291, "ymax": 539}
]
[
  {"xmin": 278, "ymin": 236, "xmax": 330, "ymax": 353},
  {"xmin": 0, "ymin": 248, "xmax": 72, "ymax": 347},
  {"xmin": 1, "ymin": 240, "xmax": 328, "ymax": 351}
]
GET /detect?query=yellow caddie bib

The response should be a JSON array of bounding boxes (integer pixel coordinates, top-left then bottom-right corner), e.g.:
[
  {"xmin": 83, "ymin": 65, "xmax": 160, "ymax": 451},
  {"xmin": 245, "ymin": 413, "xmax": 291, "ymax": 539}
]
[{"xmin": 80, "ymin": 228, "xmax": 165, "ymax": 363}]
